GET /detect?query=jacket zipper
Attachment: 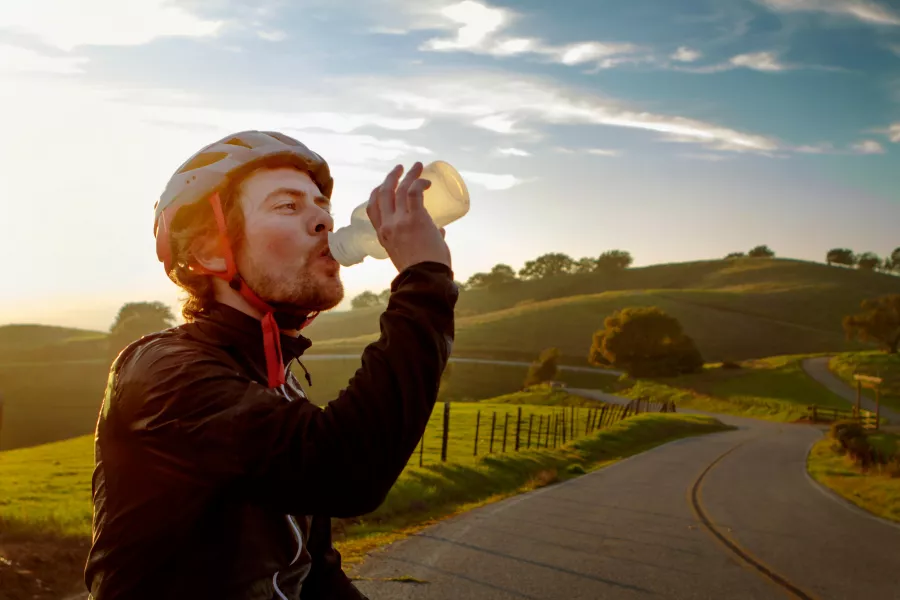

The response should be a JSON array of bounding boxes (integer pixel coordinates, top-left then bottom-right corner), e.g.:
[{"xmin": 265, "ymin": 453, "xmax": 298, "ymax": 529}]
[{"xmin": 272, "ymin": 515, "xmax": 304, "ymax": 599}]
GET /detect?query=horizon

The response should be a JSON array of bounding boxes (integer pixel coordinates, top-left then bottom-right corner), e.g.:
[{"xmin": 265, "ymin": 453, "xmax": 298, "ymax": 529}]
[{"xmin": 2, "ymin": 0, "xmax": 898, "ymax": 331}]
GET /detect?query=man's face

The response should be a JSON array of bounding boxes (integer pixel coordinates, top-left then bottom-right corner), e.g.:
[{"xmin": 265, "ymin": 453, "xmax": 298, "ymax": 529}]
[{"xmin": 234, "ymin": 167, "xmax": 344, "ymax": 314}]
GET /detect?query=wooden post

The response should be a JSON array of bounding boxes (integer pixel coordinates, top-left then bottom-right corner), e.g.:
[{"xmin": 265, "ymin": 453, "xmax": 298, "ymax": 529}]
[
  {"xmin": 552, "ymin": 414, "xmax": 557, "ymax": 447},
  {"xmin": 585, "ymin": 409, "xmax": 591, "ymax": 435},
  {"xmin": 515, "ymin": 407, "xmax": 522, "ymax": 451},
  {"xmin": 856, "ymin": 380, "xmax": 862, "ymax": 418},
  {"xmin": 527, "ymin": 413, "xmax": 534, "ymax": 449},
  {"xmin": 474, "ymin": 409, "xmax": 481, "ymax": 456},
  {"xmin": 502, "ymin": 413, "xmax": 509, "ymax": 452},
  {"xmin": 561, "ymin": 409, "xmax": 567, "ymax": 445},
  {"xmin": 537, "ymin": 415, "xmax": 544, "ymax": 448},
  {"xmin": 812, "ymin": 405, "xmax": 818, "ymax": 423},
  {"xmin": 599, "ymin": 406, "xmax": 607, "ymax": 429},
  {"xmin": 419, "ymin": 433, "xmax": 424, "ymax": 467},
  {"xmin": 441, "ymin": 402, "xmax": 450, "ymax": 462},
  {"xmin": 875, "ymin": 386, "xmax": 881, "ymax": 431},
  {"xmin": 490, "ymin": 412, "xmax": 496, "ymax": 453},
  {"xmin": 571, "ymin": 406, "xmax": 576, "ymax": 439}
]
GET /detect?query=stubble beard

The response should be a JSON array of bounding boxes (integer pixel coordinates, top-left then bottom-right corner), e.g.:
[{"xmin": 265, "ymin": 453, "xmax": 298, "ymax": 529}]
[{"xmin": 243, "ymin": 255, "xmax": 344, "ymax": 320}]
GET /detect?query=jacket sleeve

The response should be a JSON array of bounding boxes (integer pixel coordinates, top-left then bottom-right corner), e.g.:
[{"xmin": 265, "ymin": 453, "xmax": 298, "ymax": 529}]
[
  {"xmin": 115, "ymin": 262, "xmax": 457, "ymax": 517},
  {"xmin": 299, "ymin": 516, "xmax": 369, "ymax": 600}
]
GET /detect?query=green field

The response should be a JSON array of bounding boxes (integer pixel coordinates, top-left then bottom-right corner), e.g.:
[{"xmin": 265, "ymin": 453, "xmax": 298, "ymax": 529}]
[
  {"xmin": 614, "ymin": 354, "xmax": 849, "ymax": 422},
  {"xmin": 305, "ymin": 258, "xmax": 898, "ymax": 363},
  {"xmin": 807, "ymin": 434, "xmax": 900, "ymax": 524},
  {"xmin": 830, "ymin": 351, "xmax": 900, "ymax": 413}
]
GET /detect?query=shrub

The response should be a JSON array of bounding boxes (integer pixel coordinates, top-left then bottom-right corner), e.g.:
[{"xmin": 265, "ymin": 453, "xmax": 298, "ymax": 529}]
[
  {"xmin": 566, "ymin": 464, "xmax": 586, "ymax": 475},
  {"xmin": 830, "ymin": 420, "xmax": 866, "ymax": 448},
  {"xmin": 721, "ymin": 361, "xmax": 742, "ymax": 370}
]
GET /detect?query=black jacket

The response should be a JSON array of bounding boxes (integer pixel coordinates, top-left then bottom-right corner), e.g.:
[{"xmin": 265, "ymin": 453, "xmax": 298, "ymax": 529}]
[{"xmin": 85, "ymin": 262, "xmax": 457, "ymax": 599}]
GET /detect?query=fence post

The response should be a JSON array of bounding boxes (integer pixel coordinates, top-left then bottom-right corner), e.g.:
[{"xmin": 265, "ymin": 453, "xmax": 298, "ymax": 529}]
[
  {"xmin": 599, "ymin": 406, "xmax": 607, "ymax": 429},
  {"xmin": 515, "ymin": 407, "xmax": 522, "ymax": 451},
  {"xmin": 571, "ymin": 406, "xmax": 576, "ymax": 439},
  {"xmin": 502, "ymin": 413, "xmax": 509, "ymax": 452},
  {"xmin": 552, "ymin": 414, "xmax": 557, "ymax": 447},
  {"xmin": 474, "ymin": 409, "xmax": 481, "ymax": 457},
  {"xmin": 527, "ymin": 413, "xmax": 534, "ymax": 449},
  {"xmin": 875, "ymin": 386, "xmax": 881, "ymax": 431},
  {"xmin": 490, "ymin": 412, "xmax": 496, "ymax": 453},
  {"xmin": 419, "ymin": 433, "xmax": 424, "ymax": 467},
  {"xmin": 585, "ymin": 409, "xmax": 591, "ymax": 435},
  {"xmin": 856, "ymin": 380, "xmax": 862, "ymax": 418},
  {"xmin": 812, "ymin": 405, "xmax": 818, "ymax": 423},
  {"xmin": 441, "ymin": 402, "xmax": 450, "ymax": 462},
  {"xmin": 537, "ymin": 415, "xmax": 543, "ymax": 448},
  {"xmin": 561, "ymin": 409, "xmax": 567, "ymax": 445}
]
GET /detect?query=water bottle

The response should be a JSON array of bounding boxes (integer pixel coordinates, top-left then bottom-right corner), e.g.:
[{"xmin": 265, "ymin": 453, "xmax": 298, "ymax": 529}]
[{"xmin": 328, "ymin": 161, "xmax": 470, "ymax": 267}]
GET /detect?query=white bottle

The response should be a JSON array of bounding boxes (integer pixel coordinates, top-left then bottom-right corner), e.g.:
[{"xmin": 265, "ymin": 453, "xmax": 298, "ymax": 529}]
[{"xmin": 328, "ymin": 161, "xmax": 470, "ymax": 267}]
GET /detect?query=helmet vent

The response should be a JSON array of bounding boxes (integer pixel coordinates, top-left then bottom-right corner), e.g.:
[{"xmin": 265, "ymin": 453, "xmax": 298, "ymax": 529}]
[
  {"xmin": 178, "ymin": 151, "xmax": 228, "ymax": 173},
  {"xmin": 224, "ymin": 137, "xmax": 253, "ymax": 148}
]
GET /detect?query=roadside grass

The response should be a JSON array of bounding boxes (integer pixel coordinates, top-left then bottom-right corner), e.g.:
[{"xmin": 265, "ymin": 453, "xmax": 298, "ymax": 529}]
[
  {"xmin": 807, "ymin": 434, "xmax": 900, "ymax": 524},
  {"xmin": 830, "ymin": 351, "xmax": 900, "ymax": 413},
  {"xmin": 618, "ymin": 353, "xmax": 847, "ymax": 422}
]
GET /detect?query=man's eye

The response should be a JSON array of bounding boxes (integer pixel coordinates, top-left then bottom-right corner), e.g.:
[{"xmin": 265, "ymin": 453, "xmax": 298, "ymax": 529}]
[{"xmin": 277, "ymin": 202, "xmax": 296, "ymax": 210}]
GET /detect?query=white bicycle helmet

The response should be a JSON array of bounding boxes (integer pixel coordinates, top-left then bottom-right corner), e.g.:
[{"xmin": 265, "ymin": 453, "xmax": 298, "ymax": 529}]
[{"xmin": 153, "ymin": 130, "xmax": 333, "ymax": 389}]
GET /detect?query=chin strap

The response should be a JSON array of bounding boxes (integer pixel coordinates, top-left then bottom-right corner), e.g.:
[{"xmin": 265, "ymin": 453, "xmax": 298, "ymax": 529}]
[{"xmin": 190, "ymin": 192, "xmax": 318, "ymax": 388}]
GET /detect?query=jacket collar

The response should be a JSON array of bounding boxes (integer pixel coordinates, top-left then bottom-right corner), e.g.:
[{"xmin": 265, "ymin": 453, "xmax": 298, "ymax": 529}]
[{"xmin": 190, "ymin": 302, "xmax": 312, "ymax": 364}]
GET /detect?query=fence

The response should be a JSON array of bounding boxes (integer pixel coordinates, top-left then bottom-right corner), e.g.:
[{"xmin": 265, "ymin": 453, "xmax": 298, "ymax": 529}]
[
  {"xmin": 413, "ymin": 397, "xmax": 676, "ymax": 468},
  {"xmin": 807, "ymin": 404, "xmax": 878, "ymax": 430}
]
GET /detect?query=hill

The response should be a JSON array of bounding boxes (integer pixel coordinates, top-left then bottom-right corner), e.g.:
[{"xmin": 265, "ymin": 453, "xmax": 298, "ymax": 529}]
[
  {"xmin": 304, "ymin": 258, "xmax": 900, "ymax": 363},
  {"xmin": 0, "ymin": 324, "xmax": 105, "ymax": 357}
]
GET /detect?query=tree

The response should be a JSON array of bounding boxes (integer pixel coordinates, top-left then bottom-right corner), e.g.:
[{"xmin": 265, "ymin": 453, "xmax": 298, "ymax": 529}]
[
  {"xmin": 595, "ymin": 250, "xmax": 633, "ymax": 272},
  {"xmin": 826, "ymin": 248, "xmax": 856, "ymax": 267},
  {"xmin": 843, "ymin": 295, "xmax": 900, "ymax": 354},
  {"xmin": 109, "ymin": 301, "xmax": 176, "ymax": 356},
  {"xmin": 351, "ymin": 291, "xmax": 381, "ymax": 310},
  {"xmin": 574, "ymin": 257, "xmax": 598, "ymax": 274},
  {"xmin": 891, "ymin": 247, "xmax": 900, "ymax": 267},
  {"xmin": 856, "ymin": 252, "xmax": 881, "ymax": 271},
  {"xmin": 524, "ymin": 347, "xmax": 560, "ymax": 388},
  {"xmin": 377, "ymin": 289, "xmax": 391, "ymax": 304},
  {"xmin": 748, "ymin": 245, "xmax": 775, "ymax": 258},
  {"xmin": 725, "ymin": 252, "xmax": 746, "ymax": 259},
  {"xmin": 518, "ymin": 253, "xmax": 576, "ymax": 280},
  {"xmin": 588, "ymin": 307, "xmax": 703, "ymax": 377},
  {"xmin": 466, "ymin": 263, "xmax": 518, "ymax": 289}
]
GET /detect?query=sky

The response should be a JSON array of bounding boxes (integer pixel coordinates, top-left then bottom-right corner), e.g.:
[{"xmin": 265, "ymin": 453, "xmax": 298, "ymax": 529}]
[{"xmin": 0, "ymin": 0, "xmax": 898, "ymax": 331}]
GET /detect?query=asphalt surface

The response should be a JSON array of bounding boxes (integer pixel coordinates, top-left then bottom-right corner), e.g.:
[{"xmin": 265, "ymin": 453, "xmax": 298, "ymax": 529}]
[
  {"xmin": 354, "ymin": 410, "xmax": 900, "ymax": 599},
  {"xmin": 802, "ymin": 357, "xmax": 900, "ymax": 425}
]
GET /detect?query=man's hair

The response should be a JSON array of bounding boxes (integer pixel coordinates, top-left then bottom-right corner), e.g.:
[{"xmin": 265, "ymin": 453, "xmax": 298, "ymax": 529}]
[{"xmin": 167, "ymin": 156, "xmax": 308, "ymax": 322}]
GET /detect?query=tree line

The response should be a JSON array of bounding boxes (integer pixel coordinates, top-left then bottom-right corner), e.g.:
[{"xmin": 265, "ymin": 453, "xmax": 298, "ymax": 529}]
[{"xmin": 825, "ymin": 247, "xmax": 900, "ymax": 273}]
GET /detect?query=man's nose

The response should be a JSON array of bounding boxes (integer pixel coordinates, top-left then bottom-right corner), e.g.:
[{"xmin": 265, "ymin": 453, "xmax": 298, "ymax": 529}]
[{"xmin": 312, "ymin": 208, "xmax": 334, "ymax": 234}]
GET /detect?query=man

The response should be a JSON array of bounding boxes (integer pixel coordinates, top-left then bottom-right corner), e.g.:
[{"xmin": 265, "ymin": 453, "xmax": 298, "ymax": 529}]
[{"xmin": 85, "ymin": 131, "xmax": 457, "ymax": 599}]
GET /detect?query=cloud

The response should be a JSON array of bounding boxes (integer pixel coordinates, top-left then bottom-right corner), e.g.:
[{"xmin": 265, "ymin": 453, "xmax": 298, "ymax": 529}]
[
  {"xmin": 377, "ymin": 72, "xmax": 780, "ymax": 154},
  {"xmin": 0, "ymin": 44, "xmax": 88, "ymax": 74},
  {"xmin": 887, "ymin": 123, "xmax": 900, "ymax": 142},
  {"xmin": 729, "ymin": 51, "xmax": 790, "ymax": 72},
  {"xmin": 419, "ymin": 0, "xmax": 646, "ymax": 70},
  {"xmin": 458, "ymin": 170, "xmax": 524, "ymax": 190},
  {"xmin": 851, "ymin": 139, "xmax": 886, "ymax": 154},
  {"xmin": 0, "ymin": 0, "xmax": 222, "ymax": 51},
  {"xmin": 586, "ymin": 148, "xmax": 621, "ymax": 157},
  {"xmin": 496, "ymin": 147, "xmax": 531, "ymax": 157},
  {"xmin": 795, "ymin": 143, "xmax": 837, "ymax": 153},
  {"xmin": 257, "ymin": 29, "xmax": 287, "ymax": 42},
  {"xmin": 671, "ymin": 46, "xmax": 703, "ymax": 62},
  {"xmin": 757, "ymin": 0, "xmax": 900, "ymax": 26},
  {"xmin": 680, "ymin": 153, "xmax": 733, "ymax": 161}
]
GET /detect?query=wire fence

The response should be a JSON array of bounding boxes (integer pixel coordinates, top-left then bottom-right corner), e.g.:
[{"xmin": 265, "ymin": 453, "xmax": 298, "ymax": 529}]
[{"xmin": 411, "ymin": 397, "xmax": 676, "ymax": 468}]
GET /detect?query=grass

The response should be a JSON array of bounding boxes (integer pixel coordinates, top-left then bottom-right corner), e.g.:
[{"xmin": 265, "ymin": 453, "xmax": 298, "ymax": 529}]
[
  {"xmin": 615, "ymin": 353, "xmax": 850, "ymax": 422},
  {"xmin": 305, "ymin": 258, "xmax": 896, "ymax": 363},
  {"xmin": 807, "ymin": 434, "xmax": 900, "ymax": 524},
  {"xmin": 830, "ymin": 351, "xmax": 900, "ymax": 413}
]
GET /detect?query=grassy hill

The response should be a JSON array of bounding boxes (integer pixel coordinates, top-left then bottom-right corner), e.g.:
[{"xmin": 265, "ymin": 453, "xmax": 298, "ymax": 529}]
[
  {"xmin": 305, "ymin": 258, "xmax": 899, "ymax": 363},
  {"xmin": 0, "ymin": 324, "xmax": 106, "ymax": 360}
]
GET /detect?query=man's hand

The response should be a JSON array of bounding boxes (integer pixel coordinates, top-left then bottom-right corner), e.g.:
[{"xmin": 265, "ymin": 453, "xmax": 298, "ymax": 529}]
[{"xmin": 367, "ymin": 162, "xmax": 452, "ymax": 273}]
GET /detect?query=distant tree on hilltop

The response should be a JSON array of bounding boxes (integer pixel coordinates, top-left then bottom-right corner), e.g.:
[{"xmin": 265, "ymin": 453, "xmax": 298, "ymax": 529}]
[
  {"xmin": 725, "ymin": 252, "xmax": 746, "ymax": 259},
  {"xmin": 524, "ymin": 347, "xmax": 560, "ymax": 388},
  {"xmin": 466, "ymin": 263, "xmax": 518, "ymax": 289},
  {"xmin": 856, "ymin": 252, "xmax": 881, "ymax": 271},
  {"xmin": 574, "ymin": 257, "xmax": 598, "ymax": 274},
  {"xmin": 518, "ymin": 253, "xmax": 576, "ymax": 280},
  {"xmin": 595, "ymin": 250, "xmax": 633, "ymax": 272},
  {"xmin": 844, "ymin": 295, "xmax": 900, "ymax": 354},
  {"xmin": 109, "ymin": 301, "xmax": 176, "ymax": 357},
  {"xmin": 351, "ymin": 291, "xmax": 381, "ymax": 309},
  {"xmin": 826, "ymin": 248, "xmax": 856, "ymax": 267},
  {"xmin": 748, "ymin": 245, "xmax": 775, "ymax": 258}
]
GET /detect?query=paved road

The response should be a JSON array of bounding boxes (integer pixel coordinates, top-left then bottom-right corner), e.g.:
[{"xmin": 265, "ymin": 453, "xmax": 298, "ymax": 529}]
[
  {"xmin": 354, "ymin": 413, "xmax": 900, "ymax": 599},
  {"xmin": 802, "ymin": 357, "xmax": 900, "ymax": 425}
]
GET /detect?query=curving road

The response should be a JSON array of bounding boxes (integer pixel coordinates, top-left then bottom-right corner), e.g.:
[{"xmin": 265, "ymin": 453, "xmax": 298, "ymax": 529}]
[
  {"xmin": 802, "ymin": 357, "xmax": 900, "ymax": 425},
  {"xmin": 353, "ymin": 410, "xmax": 900, "ymax": 599}
]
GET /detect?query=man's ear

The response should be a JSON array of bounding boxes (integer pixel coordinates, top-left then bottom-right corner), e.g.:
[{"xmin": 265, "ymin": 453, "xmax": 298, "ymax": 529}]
[{"xmin": 191, "ymin": 233, "xmax": 228, "ymax": 273}]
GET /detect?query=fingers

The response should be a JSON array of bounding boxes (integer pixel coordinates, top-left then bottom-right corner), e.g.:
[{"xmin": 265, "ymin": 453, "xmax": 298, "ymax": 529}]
[
  {"xmin": 406, "ymin": 177, "xmax": 431, "ymax": 214},
  {"xmin": 366, "ymin": 188, "xmax": 382, "ymax": 231},
  {"xmin": 396, "ymin": 162, "xmax": 423, "ymax": 212},
  {"xmin": 377, "ymin": 164, "xmax": 404, "ymax": 222},
  {"xmin": 440, "ymin": 227, "xmax": 446, "ymax": 239}
]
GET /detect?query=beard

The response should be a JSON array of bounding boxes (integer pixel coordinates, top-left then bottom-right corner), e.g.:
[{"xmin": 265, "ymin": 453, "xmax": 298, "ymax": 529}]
[{"xmin": 240, "ymin": 253, "xmax": 344, "ymax": 329}]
